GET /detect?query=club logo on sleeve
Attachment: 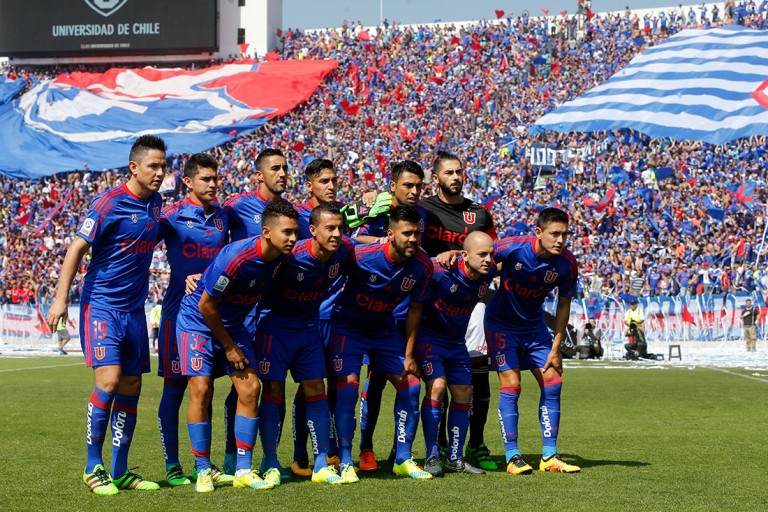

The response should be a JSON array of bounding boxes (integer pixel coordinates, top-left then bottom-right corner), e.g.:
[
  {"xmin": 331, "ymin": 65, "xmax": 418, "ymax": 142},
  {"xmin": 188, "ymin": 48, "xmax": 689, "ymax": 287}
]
[
  {"xmin": 297, "ymin": 272, "xmax": 304, "ymax": 282},
  {"xmin": 515, "ymin": 262, "xmax": 522, "ymax": 271},
  {"xmin": 544, "ymin": 270, "xmax": 558, "ymax": 283},
  {"xmin": 214, "ymin": 219, "xmax": 224, "ymax": 231},
  {"xmin": 131, "ymin": 214, "xmax": 138, "ymax": 223},
  {"xmin": 369, "ymin": 274, "xmax": 377, "ymax": 283},
  {"xmin": 187, "ymin": 220, "xmax": 194, "ymax": 228},
  {"xmin": 450, "ymin": 284, "xmax": 458, "ymax": 293},
  {"xmin": 328, "ymin": 263, "xmax": 340, "ymax": 278},
  {"xmin": 401, "ymin": 277, "xmax": 416, "ymax": 292},
  {"xmin": 254, "ymin": 214, "xmax": 261, "ymax": 224},
  {"xmin": 213, "ymin": 275, "xmax": 231, "ymax": 292},
  {"xmin": 94, "ymin": 346, "xmax": 106, "ymax": 360},
  {"xmin": 79, "ymin": 218, "xmax": 96, "ymax": 237},
  {"xmin": 463, "ymin": 211, "xmax": 477, "ymax": 224}
]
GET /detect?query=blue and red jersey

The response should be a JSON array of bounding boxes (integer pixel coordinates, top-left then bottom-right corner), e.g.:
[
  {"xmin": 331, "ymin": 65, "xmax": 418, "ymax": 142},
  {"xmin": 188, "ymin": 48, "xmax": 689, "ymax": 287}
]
[
  {"xmin": 77, "ymin": 184, "xmax": 162, "ymax": 311},
  {"xmin": 485, "ymin": 236, "xmax": 578, "ymax": 330},
  {"xmin": 331, "ymin": 241, "xmax": 433, "ymax": 334},
  {"xmin": 157, "ymin": 199, "xmax": 229, "ymax": 319},
  {"xmin": 420, "ymin": 258, "xmax": 496, "ymax": 344},
  {"xmin": 259, "ymin": 237, "xmax": 355, "ymax": 321},
  {"xmin": 176, "ymin": 237, "xmax": 286, "ymax": 335},
  {"xmin": 224, "ymin": 189, "xmax": 292, "ymax": 242}
]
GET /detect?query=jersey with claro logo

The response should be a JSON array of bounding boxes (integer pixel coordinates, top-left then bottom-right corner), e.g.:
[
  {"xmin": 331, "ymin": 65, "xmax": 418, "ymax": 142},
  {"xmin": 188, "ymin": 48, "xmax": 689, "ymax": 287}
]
[
  {"xmin": 485, "ymin": 236, "xmax": 578, "ymax": 330},
  {"xmin": 176, "ymin": 237, "xmax": 286, "ymax": 336},
  {"xmin": 421, "ymin": 257, "xmax": 496, "ymax": 344},
  {"xmin": 331, "ymin": 241, "xmax": 432, "ymax": 334},
  {"xmin": 259, "ymin": 237, "xmax": 355, "ymax": 321},
  {"xmin": 420, "ymin": 195, "xmax": 496, "ymax": 256},
  {"xmin": 157, "ymin": 199, "xmax": 229, "ymax": 319},
  {"xmin": 77, "ymin": 184, "xmax": 163, "ymax": 311},
  {"xmin": 224, "ymin": 189, "xmax": 292, "ymax": 242}
]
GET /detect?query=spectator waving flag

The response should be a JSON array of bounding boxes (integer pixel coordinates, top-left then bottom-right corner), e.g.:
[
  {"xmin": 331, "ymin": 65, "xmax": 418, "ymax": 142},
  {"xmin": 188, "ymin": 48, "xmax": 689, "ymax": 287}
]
[
  {"xmin": 533, "ymin": 26, "xmax": 768, "ymax": 144},
  {"xmin": 0, "ymin": 60, "xmax": 338, "ymax": 178}
]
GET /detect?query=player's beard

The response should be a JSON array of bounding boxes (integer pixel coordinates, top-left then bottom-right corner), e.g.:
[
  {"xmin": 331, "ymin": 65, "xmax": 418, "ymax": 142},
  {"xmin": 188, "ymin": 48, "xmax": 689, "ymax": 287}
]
[
  {"xmin": 392, "ymin": 238, "xmax": 417, "ymax": 259},
  {"xmin": 438, "ymin": 180, "xmax": 462, "ymax": 198}
]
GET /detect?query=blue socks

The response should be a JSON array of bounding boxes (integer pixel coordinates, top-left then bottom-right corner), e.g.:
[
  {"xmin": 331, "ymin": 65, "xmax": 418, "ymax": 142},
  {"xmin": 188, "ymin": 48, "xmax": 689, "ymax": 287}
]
[
  {"xmin": 540, "ymin": 376, "xmax": 563, "ymax": 459},
  {"xmin": 110, "ymin": 394, "xmax": 139, "ymax": 479},
  {"xmin": 85, "ymin": 386, "xmax": 115, "ymax": 473},
  {"xmin": 259, "ymin": 393, "xmax": 283, "ymax": 469},
  {"xmin": 334, "ymin": 381, "xmax": 359, "ymax": 466},
  {"xmin": 393, "ymin": 378, "xmax": 420, "ymax": 464},
  {"xmin": 234, "ymin": 415, "xmax": 258, "ymax": 472},
  {"xmin": 421, "ymin": 397, "xmax": 443, "ymax": 458},
  {"xmin": 499, "ymin": 385, "xmax": 521, "ymax": 461},
  {"xmin": 158, "ymin": 378, "xmax": 187, "ymax": 468},
  {"xmin": 306, "ymin": 393, "xmax": 331, "ymax": 471},
  {"xmin": 447, "ymin": 401, "xmax": 470, "ymax": 462},
  {"xmin": 188, "ymin": 420, "xmax": 212, "ymax": 473}
]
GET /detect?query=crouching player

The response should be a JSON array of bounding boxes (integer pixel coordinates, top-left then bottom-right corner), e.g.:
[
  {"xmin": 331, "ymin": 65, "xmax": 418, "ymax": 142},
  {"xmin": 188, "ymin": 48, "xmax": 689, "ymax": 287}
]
[
  {"xmin": 419, "ymin": 232, "xmax": 496, "ymax": 477},
  {"xmin": 256, "ymin": 203, "xmax": 354, "ymax": 485},
  {"xmin": 485, "ymin": 208, "xmax": 581, "ymax": 475},
  {"xmin": 330, "ymin": 205, "xmax": 433, "ymax": 482},
  {"xmin": 176, "ymin": 203, "xmax": 298, "ymax": 492}
]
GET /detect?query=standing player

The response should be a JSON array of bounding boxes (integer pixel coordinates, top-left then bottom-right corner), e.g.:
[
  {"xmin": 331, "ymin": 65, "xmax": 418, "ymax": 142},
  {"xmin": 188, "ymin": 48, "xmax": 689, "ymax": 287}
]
[
  {"xmin": 46, "ymin": 135, "xmax": 168, "ymax": 495},
  {"xmin": 290, "ymin": 159, "xmax": 344, "ymax": 476},
  {"xmin": 422, "ymin": 150, "xmax": 497, "ymax": 471},
  {"xmin": 331, "ymin": 205, "xmax": 434, "ymax": 482},
  {"xmin": 418, "ymin": 232, "xmax": 496, "ymax": 477},
  {"xmin": 155, "ymin": 153, "xmax": 230, "ymax": 486},
  {"xmin": 353, "ymin": 160, "xmax": 427, "ymax": 471},
  {"xmin": 485, "ymin": 207, "xmax": 581, "ymax": 475},
  {"xmin": 221, "ymin": 148, "xmax": 292, "ymax": 474},
  {"xmin": 256, "ymin": 203, "xmax": 354, "ymax": 485},
  {"xmin": 176, "ymin": 203, "xmax": 298, "ymax": 493}
]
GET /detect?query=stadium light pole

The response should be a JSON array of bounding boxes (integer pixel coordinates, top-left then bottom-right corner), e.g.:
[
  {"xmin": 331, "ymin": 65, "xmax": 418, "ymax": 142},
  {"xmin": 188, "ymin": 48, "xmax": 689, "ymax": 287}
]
[{"xmin": 380, "ymin": 0, "xmax": 383, "ymax": 26}]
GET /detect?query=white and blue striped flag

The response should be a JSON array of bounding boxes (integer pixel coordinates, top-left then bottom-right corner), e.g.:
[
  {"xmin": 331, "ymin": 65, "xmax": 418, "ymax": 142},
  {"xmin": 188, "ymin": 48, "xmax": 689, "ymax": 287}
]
[{"xmin": 533, "ymin": 26, "xmax": 768, "ymax": 144}]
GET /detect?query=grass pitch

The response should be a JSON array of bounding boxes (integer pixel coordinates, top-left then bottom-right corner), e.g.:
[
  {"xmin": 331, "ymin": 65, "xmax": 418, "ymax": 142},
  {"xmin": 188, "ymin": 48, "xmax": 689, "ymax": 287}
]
[{"xmin": 1, "ymin": 357, "xmax": 766, "ymax": 511}]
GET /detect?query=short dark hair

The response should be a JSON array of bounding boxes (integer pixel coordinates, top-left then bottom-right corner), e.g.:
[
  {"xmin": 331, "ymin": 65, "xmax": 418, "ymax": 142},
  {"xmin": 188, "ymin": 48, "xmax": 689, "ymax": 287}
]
[
  {"xmin": 184, "ymin": 152, "xmax": 218, "ymax": 178},
  {"xmin": 129, "ymin": 135, "xmax": 167, "ymax": 163},
  {"xmin": 309, "ymin": 202, "xmax": 342, "ymax": 226},
  {"xmin": 432, "ymin": 150, "xmax": 462, "ymax": 172},
  {"xmin": 262, "ymin": 201, "xmax": 299, "ymax": 227},
  {"xmin": 305, "ymin": 158, "xmax": 335, "ymax": 181},
  {"xmin": 255, "ymin": 148, "xmax": 285, "ymax": 171},
  {"xmin": 536, "ymin": 207, "xmax": 570, "ymax": 229},
  {"xmin": 391, "ymin": 160, "xmax": 424, "ymax": 183},
  {"xmin": 388, "ymin": 204, "xmax": 422, "ymax": 227}
]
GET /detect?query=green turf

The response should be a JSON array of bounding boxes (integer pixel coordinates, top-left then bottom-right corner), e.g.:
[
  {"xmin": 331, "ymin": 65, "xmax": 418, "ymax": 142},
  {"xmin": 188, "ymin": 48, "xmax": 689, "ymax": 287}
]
[{"xmin": 1, "ymin": 357, "xmax": 766, "ymax": 511}]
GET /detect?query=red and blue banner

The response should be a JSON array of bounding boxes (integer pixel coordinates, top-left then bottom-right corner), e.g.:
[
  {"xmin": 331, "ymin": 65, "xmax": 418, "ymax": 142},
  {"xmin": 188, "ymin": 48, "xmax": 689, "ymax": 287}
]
[{"xmin": 0, "ymin": 59, "xmax": 338, "ymax": 178}]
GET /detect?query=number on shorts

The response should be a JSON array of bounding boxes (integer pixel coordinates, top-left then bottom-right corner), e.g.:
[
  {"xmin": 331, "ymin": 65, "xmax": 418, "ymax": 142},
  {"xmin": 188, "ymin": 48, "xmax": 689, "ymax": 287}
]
[{"xmin": 92, "ymin": 320, "xmax": 107, "ymax": 340}]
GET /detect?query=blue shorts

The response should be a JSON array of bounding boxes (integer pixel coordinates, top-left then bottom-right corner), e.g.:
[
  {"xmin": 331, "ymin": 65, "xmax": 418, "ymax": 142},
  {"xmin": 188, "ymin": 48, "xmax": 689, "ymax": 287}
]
[
  {"xmin": 176, "ymin": 325, "xmax": 255, "ymax": 378},
  {"xmin": 415, "ymin": 335, "xmax": 471, "ymax": 385},
  {"xmin": 79, "ymin": 304, "xmax": 150, "ymax": 375},
  {"xmin": 329, "ymin": 321, "xmax": 405, "ymax": 377},
  {"xmin": 255, "ymin": 315, "xmax": 326, "ymax": 382},
  {"xmin": 157, "ymin": 317, "xmax": 183, "ymax": 380},
  {"xmin": 320, "ymin": 319, "xmax": 331, "ymax": 349},
  {"xmin": 485, "ymin": 319, "xmax": 552, "ymax": 372}
]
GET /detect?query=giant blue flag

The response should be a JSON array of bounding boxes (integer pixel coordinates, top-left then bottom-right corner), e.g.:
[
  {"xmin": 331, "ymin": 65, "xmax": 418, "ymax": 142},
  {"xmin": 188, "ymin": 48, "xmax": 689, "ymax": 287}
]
[
  {"xmin": 533, "ymin": 26, "xmax": 768, "ymax": 144},
  {"xmin": 0, "ymin": 60, "xmax": 338, "ymax": 178}
]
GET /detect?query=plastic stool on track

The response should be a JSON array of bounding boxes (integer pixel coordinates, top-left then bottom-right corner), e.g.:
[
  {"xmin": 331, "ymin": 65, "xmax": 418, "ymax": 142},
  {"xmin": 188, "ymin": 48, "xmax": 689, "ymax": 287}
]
[{"xmin": 668, "ymin": 344, "xmax": 681, "ymax": 361}]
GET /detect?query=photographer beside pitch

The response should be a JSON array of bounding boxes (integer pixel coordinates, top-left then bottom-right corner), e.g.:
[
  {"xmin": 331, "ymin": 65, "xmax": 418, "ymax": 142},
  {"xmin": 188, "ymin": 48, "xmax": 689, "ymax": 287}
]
[
  {"xmin": 624, "ymin": 299, "xmax": 648, "ymax": 360},
  {"xmin": 577, "ymin": 318, "xmax": 604, "ymax": 359}
]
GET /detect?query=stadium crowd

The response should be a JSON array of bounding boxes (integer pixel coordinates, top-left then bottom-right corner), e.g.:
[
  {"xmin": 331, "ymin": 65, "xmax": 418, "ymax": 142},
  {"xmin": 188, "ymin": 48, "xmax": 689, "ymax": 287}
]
[{"xmin": 2, "ymin": 1, "xmax": 768, "ymax": 309}]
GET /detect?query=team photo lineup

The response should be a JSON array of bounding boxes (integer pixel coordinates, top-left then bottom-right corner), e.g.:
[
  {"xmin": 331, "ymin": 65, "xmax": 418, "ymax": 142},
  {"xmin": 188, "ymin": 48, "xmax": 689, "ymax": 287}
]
[
  {"xmin": 44, "ymin": 136, "xmax": 580, "ymax": 494},
  {"xmin": 2, "ymin": 0, "xmax": 768, "ymax": 506}
]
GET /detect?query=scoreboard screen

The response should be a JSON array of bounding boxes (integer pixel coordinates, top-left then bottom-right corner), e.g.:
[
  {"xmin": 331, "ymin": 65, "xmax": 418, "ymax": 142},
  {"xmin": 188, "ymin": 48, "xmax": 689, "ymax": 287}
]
[{"xmin": 0, "ymin": 0, "xmax": 217, "ymax": 57}]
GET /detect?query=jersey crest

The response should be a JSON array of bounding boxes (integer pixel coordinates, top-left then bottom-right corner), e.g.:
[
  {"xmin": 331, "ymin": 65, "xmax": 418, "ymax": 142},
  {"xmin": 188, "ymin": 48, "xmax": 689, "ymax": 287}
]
[
  {"xmin": 478, "ymin": 284, "xmax": 488, "ymax": 298},
  {"xmin": 153, "ymin": 207, "xmax": 161, "ymax": 221},
  {"xmin": 544, "ymin": 270, "xmax": 558, "ymax": 283},
  {"xmin": 463, "ymin": 211, "xmax": 477, "ymax": 224},
  {"xmin": 401, "ymin": 277, "xmax": 416, "ymax": 292},
  {"xmin": 328, "ymin": 263, "xmax": 340, "ymax": 279},
  {"xmin": 214, "ymin": 219, "xmax": 224, "ymax": 231}
]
